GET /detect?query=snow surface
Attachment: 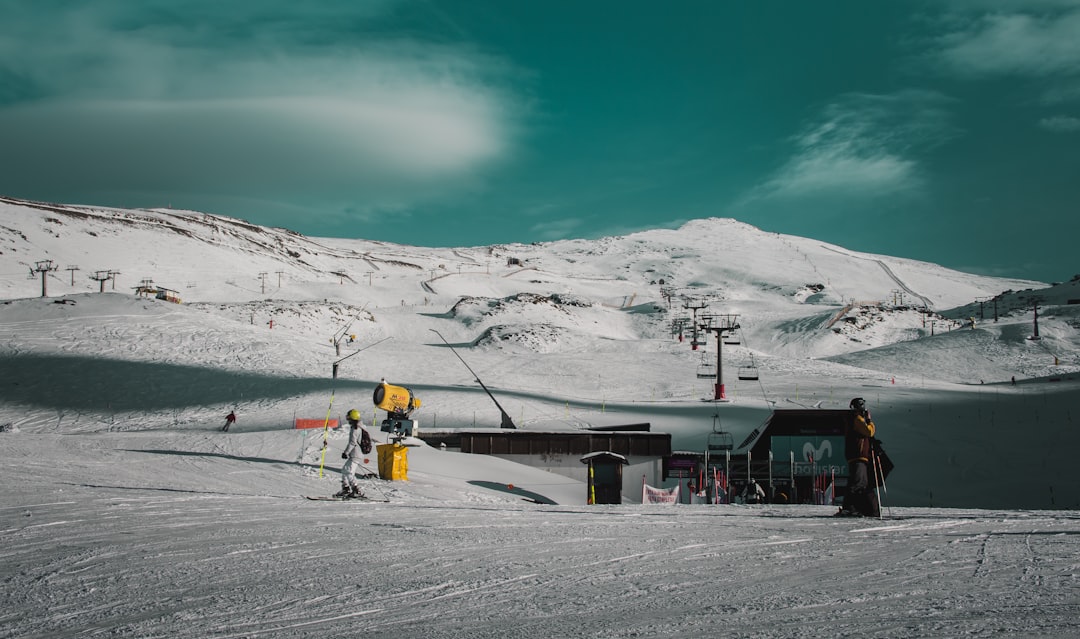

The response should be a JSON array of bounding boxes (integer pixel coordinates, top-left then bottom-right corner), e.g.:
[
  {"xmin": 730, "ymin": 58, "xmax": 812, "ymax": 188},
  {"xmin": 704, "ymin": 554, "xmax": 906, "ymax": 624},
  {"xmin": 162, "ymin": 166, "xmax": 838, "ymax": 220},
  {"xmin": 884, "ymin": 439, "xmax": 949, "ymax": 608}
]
[{"xmin": 2, "ymin": 197, "xmax": 1079, "ymax": 637}]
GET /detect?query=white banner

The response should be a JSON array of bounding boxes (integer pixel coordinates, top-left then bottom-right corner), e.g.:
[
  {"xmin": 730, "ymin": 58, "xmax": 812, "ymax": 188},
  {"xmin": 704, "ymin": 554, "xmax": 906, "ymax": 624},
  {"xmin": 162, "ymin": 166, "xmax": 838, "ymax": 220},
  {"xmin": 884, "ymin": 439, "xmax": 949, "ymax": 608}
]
[{"xmin": 642, "ymin": 482, "xmax": 680, "ymax": 505}]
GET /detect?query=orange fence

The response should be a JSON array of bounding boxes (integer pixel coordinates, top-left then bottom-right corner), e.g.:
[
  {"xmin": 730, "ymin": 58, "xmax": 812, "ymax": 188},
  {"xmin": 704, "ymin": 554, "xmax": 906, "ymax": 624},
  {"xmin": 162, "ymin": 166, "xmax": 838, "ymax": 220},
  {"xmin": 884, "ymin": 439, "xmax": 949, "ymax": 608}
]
[{"xmin": 294, "ymin": 418, "xmax": 338, "ymax": 430}]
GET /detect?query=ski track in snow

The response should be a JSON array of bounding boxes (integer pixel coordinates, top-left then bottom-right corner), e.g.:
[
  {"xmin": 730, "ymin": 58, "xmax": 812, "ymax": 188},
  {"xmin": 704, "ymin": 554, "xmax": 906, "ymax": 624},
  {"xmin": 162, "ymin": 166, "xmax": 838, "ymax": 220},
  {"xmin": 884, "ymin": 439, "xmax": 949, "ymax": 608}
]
[
  {"xmin": 2, "ymin": 429, "xmax": 1079, "ymax": 639},
  {"xmin": 2, "ymin": 205, "xmax": 1080, "ymax": 636}
]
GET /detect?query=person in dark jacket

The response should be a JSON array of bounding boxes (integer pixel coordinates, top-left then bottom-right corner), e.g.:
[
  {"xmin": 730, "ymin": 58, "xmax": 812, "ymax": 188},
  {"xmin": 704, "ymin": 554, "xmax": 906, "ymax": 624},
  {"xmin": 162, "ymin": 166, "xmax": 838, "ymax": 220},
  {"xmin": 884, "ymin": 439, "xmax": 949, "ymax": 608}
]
[
  {"xmin": 840, "ymin": 397, "xmax": 880, "ymax": 517},
  {"xmin": 742, "ymin": 478, "xmax": 766, "ymax": 504}
]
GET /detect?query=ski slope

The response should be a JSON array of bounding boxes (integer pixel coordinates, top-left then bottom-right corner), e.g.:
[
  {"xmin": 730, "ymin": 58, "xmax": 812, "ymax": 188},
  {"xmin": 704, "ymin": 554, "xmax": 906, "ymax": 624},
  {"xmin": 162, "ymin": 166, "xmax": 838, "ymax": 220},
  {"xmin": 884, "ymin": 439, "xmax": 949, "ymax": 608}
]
[{"xmin": 2, "ymin": 199, "xmax": 1079, "ymax": 637}]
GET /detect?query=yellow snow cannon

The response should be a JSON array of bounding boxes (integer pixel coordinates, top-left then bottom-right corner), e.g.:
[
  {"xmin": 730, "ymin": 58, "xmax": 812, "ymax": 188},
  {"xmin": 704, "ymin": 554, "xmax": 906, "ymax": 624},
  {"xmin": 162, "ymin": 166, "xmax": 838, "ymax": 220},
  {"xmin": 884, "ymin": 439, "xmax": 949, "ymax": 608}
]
[
  {"xmin": 373, "ymin": 380, "xmax": 421, "ymax": 417},
  {"xmin": 373, "ymin": 380, "xmax": 422, "ymax": 440}
]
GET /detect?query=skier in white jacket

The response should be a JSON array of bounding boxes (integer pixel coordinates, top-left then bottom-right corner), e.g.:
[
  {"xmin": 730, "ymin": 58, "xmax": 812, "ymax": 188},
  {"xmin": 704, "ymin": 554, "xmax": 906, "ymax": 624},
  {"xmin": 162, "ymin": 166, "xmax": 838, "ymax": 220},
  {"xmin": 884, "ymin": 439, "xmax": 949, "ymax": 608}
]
[{"xmin": 337, "ymin": 409, "xmax": 370, "ymax": 498}]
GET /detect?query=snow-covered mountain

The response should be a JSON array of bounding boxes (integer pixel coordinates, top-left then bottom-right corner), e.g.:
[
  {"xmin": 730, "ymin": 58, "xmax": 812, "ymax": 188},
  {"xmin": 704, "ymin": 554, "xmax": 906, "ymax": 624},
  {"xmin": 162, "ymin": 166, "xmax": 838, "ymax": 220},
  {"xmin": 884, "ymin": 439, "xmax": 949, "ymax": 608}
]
[
  {"xmin": 0, "ymin": 193, "xmax": 1061, "ymax": 364},
  {"xmin": 2, "ymin": 193, "xmax": 1079, "ymax": 508},
  {"xmin": 3, "ymin": 195, "xmax": 1080, "ymax": 638}
]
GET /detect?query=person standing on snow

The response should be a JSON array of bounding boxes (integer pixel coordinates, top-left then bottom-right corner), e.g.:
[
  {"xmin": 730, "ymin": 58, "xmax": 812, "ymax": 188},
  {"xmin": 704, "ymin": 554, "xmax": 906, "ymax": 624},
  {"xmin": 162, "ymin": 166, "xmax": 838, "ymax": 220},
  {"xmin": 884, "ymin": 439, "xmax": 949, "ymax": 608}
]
[
  {"xmin": 840, "ymin": 397, "xmax": 880, "ymax": 517},
  {"xmin": 337, "ymin": 409, "xmax": 371, "ymax": 498},
  {"xmin": 743, "ymin": 478, "xmax": 766, "ymax": 504},
  {"xmin": 222, "ymin": 411, "xmax": 236, "ymax": 432}
]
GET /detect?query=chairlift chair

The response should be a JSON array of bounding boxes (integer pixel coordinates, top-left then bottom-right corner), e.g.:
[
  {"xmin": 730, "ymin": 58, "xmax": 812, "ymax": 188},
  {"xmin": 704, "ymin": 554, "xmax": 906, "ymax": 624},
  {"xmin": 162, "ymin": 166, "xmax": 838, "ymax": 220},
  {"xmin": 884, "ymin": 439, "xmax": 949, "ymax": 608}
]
[
  {"xmin": 696, "ymin": 351, "xmax": 716, "ymax": 379},
  {"xmin": 737, "ymin": 353, "xmax": 759, "ymax": 381},
  {"xmin": 707, "ymin": 414, "xmax": 733, "ymax": 451},
  {"xmin": 723, "ymin": 329, "xmax": 741, "ymax": 345},
  {"xmin": 737, "ymin": 366, "xmax": 759, "ymax": 381}
]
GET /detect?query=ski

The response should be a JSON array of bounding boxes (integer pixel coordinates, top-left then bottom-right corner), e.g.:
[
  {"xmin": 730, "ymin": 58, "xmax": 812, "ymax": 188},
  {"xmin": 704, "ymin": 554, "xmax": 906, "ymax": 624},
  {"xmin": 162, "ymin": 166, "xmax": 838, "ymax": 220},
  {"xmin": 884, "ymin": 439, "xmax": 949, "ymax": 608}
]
[{"xmin": 304, "ymin": 495, "xmax": 389, "ymax": 503}]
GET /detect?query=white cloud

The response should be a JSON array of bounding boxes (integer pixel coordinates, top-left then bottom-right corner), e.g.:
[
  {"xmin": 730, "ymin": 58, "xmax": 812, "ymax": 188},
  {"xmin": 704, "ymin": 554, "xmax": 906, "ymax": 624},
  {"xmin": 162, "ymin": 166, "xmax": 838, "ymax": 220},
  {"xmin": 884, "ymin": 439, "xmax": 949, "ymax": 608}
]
[
  {"xmin": 744, "ymin": 91, "xmax": 955, "ymax": 204},
  {"xmin": 1039, "ymin": 114, "xmax": 1080, "ymax": 131},
  {"xmin": 761, "ymin": 150, "xmax": 917, "ymax": 200},
  {"xmin": 0, "ymin": 3, "xmax": 525, "ymax": 218},
  {"xmin": 936, "ymin": 9, "xmax": 1080, "ymax": 76}
]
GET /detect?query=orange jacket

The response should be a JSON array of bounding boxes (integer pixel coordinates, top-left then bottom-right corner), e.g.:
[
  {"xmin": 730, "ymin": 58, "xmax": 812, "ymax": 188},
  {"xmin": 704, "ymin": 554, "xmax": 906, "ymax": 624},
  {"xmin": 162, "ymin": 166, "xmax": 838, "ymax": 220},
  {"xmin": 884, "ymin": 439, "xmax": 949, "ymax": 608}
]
[{"xmin": 845, "ymin": 413, "xmax": 876, "ymax": 463}]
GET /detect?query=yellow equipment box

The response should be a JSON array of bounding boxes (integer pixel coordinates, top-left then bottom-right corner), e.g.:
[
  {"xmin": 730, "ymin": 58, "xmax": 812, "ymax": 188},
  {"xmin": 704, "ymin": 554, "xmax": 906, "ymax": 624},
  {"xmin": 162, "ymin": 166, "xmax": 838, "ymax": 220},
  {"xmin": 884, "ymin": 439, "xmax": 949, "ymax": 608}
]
[{"xmin": 376, "ymin": 443, "xmax": 408, "ymax": 481}]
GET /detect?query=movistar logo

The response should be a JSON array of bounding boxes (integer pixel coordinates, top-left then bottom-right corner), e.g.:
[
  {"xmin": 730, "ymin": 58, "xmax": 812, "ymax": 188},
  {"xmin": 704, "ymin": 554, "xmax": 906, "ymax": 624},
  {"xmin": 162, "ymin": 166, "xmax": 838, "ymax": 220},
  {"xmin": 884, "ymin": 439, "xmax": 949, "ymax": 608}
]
[{"xmin": 803, "ymin": 440, "xmax": 832, "ymax": 462}]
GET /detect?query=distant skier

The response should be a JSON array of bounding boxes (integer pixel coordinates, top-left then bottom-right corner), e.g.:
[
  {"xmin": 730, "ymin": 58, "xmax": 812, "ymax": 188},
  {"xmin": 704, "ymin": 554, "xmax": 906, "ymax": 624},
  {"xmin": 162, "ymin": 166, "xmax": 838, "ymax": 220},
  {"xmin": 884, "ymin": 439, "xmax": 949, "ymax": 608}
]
[
  {"xmin": 337, "ymin": 409, "xmax": 371, "ymax": 498},
  {"xmin": 222, "ymin": 411, "xmax": 236, "ymax": 432},
  {"xmin": 743, "ymin": 478, "xmax": 765, "ymax": 504},
  {"xmin": 839, "ymin": 398, "xmax": 880, "ymax": 517}
]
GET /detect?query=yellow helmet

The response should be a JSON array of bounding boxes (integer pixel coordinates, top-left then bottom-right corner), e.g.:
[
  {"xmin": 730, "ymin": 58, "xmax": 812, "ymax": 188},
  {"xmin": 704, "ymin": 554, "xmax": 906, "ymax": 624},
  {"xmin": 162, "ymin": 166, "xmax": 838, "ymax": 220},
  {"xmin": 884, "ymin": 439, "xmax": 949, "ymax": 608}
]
[{"xmin": 346, "ymin": 409, "xmax": 361, "ymax": 422}]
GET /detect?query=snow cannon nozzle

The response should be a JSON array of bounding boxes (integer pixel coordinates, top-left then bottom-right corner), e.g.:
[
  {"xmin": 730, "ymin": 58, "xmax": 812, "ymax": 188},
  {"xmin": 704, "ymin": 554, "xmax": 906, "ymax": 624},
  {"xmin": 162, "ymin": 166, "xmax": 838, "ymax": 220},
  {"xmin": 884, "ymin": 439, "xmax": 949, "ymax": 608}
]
[{"xmin": 373, "ymin": 380, "xmax": 421, "ymax": 419}]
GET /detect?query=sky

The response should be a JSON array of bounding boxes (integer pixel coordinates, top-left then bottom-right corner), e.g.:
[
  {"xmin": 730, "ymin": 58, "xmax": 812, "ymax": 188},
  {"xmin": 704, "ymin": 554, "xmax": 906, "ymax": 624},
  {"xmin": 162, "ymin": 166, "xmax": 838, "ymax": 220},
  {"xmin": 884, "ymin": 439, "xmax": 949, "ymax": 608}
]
[{"xmin": 1, "ymin": 1, "xmax": 1079, "ymax": 283}]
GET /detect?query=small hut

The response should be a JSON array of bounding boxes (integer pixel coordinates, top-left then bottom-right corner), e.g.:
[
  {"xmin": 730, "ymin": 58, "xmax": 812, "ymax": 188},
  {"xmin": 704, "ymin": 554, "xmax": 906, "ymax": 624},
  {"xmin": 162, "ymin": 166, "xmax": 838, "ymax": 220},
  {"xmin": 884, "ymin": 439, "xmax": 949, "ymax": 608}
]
[{"xmin": 581, "ymin": 451, "xmax": 628, "ymax": 504}]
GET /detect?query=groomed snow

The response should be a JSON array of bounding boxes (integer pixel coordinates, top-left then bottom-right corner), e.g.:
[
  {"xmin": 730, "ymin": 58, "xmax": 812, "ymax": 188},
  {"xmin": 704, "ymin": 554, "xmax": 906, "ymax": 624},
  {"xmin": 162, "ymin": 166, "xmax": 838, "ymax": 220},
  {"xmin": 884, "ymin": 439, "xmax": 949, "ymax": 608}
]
[{"xmin": 2, "ymin": 199, "xmax": 1079, "ymax": 637}]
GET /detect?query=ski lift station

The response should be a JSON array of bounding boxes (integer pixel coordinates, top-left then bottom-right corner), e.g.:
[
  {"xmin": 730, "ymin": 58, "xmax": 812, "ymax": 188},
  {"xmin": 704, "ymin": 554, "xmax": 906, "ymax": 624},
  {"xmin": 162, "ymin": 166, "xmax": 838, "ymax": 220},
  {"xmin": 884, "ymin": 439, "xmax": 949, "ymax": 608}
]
[
  {"xmin": 426, "ymin": 427, "xmax": 671, "ymax": 504},
  {"xmin": 419, "ymin": 399, "xmax": 856, "ymax": 505},
  {"xmin": 154, "ymin": 287, "xmax": 182, "ymax": 304},
  {"xmin": 666, "ymin": 409, "xmax": 854, "ymax": 505}
]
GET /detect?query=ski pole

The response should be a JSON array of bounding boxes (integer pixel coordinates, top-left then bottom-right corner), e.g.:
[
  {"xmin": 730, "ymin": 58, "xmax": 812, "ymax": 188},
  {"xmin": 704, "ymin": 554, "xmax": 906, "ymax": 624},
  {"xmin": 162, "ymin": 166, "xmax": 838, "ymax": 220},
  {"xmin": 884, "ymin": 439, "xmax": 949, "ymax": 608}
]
[
  {"xmin": 870, "ymin": 452, "xmax": 882, "ymax": 519},
  {"xmin": 881, "ymin": 453, "xmax": 889, "ymax": 518},
  {"xmin": 876, "ymin": 451, "xmax": 892, "ymax": 519},
  {"xmin": 358, "ymin": 462, "xmax": 392, "ymax": 500},
  {"xmin": 872, "ymin": 451, "xmax": 888, "ymax": 519}
]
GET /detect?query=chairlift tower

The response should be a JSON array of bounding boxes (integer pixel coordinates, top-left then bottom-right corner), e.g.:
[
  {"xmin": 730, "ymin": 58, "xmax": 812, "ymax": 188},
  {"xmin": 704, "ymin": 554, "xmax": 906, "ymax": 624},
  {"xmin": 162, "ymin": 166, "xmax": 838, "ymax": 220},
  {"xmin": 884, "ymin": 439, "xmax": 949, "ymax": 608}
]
[
  {"xmin": 660, "ymin": 286, "xmax": 677, "ymax": 308},
  {"xmin": 699, "ymin": 313, "xmax": 739, "ymax": 401},
  {"xmin": 89, "ymin": 270, "xmax": 111, "ymax": 293},
  {"xmin": 670, "ymin": 316, "xmax": 689, "ymax": 341},
  {"xmin": 682, "ymin": 298, "xmax": 708, "ymax": 350},
  {"xmin": 31, "ymin": 260, "xmax": 58, "ymax": 297}
]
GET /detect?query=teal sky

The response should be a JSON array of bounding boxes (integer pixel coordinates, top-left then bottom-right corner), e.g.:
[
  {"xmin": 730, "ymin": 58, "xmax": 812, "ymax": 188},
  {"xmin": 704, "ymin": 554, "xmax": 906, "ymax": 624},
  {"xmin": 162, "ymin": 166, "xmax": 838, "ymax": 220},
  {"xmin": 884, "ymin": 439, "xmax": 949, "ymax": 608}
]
[{"xmin": 2, "ymin": 1, "xmax": 1078, "ymax": 282}]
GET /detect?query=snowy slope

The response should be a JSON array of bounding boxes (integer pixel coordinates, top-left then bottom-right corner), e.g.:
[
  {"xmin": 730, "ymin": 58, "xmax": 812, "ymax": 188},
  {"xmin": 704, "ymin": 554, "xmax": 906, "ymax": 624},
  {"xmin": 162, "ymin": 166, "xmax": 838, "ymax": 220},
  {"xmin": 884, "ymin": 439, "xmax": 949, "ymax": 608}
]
[
  {"xmin": 2, "ymin": 429, "xmax": 1079, "ymax": 638},
  {"xmin": 2, "ymin": 195, "xmax": 1079, "ymax": 501},
  {"xmin": 2, "ymin": 196, "xmax": 1080, "ymax": 637}
]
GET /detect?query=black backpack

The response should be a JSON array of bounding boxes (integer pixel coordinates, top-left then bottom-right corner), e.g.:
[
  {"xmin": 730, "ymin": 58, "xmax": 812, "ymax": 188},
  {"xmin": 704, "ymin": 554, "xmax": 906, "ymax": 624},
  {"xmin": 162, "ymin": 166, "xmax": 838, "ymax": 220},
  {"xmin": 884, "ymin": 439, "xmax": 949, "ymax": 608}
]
[
  {"xmin": 871, "ymin": 438, "xmax": 894, "ymax": 480},
  {"xmin": 360, "ymin": 428, "xmax": 372, "ymax": 454}
]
